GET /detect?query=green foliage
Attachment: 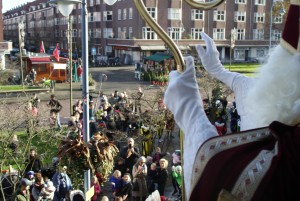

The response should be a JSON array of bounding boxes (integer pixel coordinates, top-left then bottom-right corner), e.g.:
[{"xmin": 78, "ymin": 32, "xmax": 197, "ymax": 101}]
[
  {"xmin": 88, "ymin": 73, "xmax": 96, "ymax": 86},
  {"xmin": 143, "ymin": 71, "xmax": 151, "ymax": 82}
]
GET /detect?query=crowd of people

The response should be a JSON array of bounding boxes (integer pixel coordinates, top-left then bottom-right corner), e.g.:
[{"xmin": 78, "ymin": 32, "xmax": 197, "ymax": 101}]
[
  {"xmin": 106, "ymin": 137, "xmax": 182, "ymax": 201},
  {"xmin": 10, "ymin": 86, "xmax": 181, "ymax": 201},
  {"xmin": 11, "ymin": 137, "xmax": 182, "ymax": 201}
]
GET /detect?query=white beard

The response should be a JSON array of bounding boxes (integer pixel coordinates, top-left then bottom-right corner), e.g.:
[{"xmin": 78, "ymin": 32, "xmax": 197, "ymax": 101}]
[{"xmin": 245, "ymin": 45, "xmax": 300, "ymax": 128}]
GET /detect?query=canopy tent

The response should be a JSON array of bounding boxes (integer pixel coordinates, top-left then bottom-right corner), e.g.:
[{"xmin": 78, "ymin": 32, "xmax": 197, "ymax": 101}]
[{"xmin": 144, "ymin": 53, "xmax": 173, "ymax": 62}]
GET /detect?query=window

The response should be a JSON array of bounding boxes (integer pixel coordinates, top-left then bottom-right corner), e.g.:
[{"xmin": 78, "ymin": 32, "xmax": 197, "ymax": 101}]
[
  {"xmin": 129, "ymin": 27, "xmax": 133, "ymax": 39},
  {"xmin": 123, "ymin": 9, "xmax": 127, "ymax": 20},
  {"xmin": 168, "ymin": 8, "xmax": 181, "ymax": 20},
  {"xmin": 118, "ymin": 9, "xmax": 122, "ymax": 20},
  {"xmin": 256, "ymin": 49, "xmax": 265, "ymax": 58},
  {"xmin": 234, "ymin": 11, "xmax": 246, "ymax": 22},
  {"xmin": 47, "ymin": 19, "xmax": 54, "ymax": 26},
  {"xmin": 94, "ymin": 12, "xmax": 101, "ymax": 21},
  {"xmin": 255, "ymin": 0, "xmax": 265, "ymax": 5},
  {"xmin": 254, "ymin": 12, "xmax": 265, "ymax": 23},
  {"xmin": 191, "ymin": 28, "xmax": 203, "ymax": 39},
  {"xmin": 103, "ymin": 28, "xmax": 113, "ymax": 38},
  {"xmin": 168, "ymin": 27, "xmax": 181, "ymax": 40},
  {"xmin": 106, "ymin": 46, "xmax": 112, "ymax": 53},
  {"xmin": 47, "ymin": 9, "xmax": 54, "ymax": 17},
  {"xmin": 89, "ymin": 0, "xmax": 94, "ymax": 7},
  {"xmin": 147, "ymin": 7, "xmax": 157, "ymax": 19},
  {"xmin": 96, "ymin": 0, "xmax": 100, "ymax": 5},
  {"xmin": 129, "ymin": 8, "xmax": 133, "ymax": 19},
  {"xmin": 235, "ymin": 0, "xmax": 246, "ymax": 4},
  {"xmin": 72, "ymin": 29, "xmax": 77, "ymax": 37},
  {"xmin": 55, "ymin": 30, "xmax": 59, "ymax": 37},
  {"xmin": 272, "ymin": 29, "xmax": 281, "ymax": 41},
  {"xmin": 142, "ymin": 27, "xmax": 157, "ymax": 39},
  {"xmin": 95, "ymin": 28, "xmax": 101, "ymax": 38},
  {"xmin": 118, "ymin": 27, "xmax": 122, "ymax": 38},
  {"xmin": 103, "ymin": 11, "xmax": 113, "ymax": 21},
  {"xmin": 253, "ymin": 29, "xmax": 264, "ymax": 40},
  {"xmin": 213, "ymin": 28, "xmax": 225, "ymax": 40},
  {"xmin": 235, "ymin": 49, "xmax": 246, "ymax": 60},
  {"xmin": 236, "ymin": 29, "xmax": 245, "ymax": 40},
  {"xmin": 88, "ymin": 13, "xmax": 94, "ymax": 22},
  {"xmin": 191, "ymin": 9, "xmax": 204, "ymax": 20},
  {"xmin": 273, "ymin": 15, "xmax": 283, "ymax": 23},
  {"xmin": 123, "ymin": 27, "xmax": 127, "ymax": 38},
  {"xmin": 214, "ymin": 10, "xmax": 225, "ymax": 21}
]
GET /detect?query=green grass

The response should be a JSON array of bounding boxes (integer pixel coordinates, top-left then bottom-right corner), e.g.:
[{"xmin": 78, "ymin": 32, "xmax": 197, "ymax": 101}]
[
  {"xmin": 0, "ymin": 85, "xmax": 40, "ymax": 91},
  {"xmin": 223, "ymin": 63, "xmax": 260, "ymax": 77}
]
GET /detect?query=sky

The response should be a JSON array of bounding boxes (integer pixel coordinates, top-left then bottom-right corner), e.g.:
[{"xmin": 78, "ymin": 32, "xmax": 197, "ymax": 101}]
[{"xmin": 2, "ymin": 0, "xmax": 34, "ymax": 13}]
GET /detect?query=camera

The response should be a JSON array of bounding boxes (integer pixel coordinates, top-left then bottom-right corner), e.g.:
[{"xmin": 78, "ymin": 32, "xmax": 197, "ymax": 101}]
[{"xmin": 128, "ymin": 144, "xmax": 132, "ymax": 149}]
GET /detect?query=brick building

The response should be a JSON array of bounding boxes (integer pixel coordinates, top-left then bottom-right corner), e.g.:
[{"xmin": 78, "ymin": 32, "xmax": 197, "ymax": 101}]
[{"xmin": 3, "ymin": 0, "xmax": 287, "ymax": 65}]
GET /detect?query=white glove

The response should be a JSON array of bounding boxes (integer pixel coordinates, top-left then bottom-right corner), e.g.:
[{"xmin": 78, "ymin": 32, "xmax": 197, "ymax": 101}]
[
  {"xmin": 164, "ymin": 57, "xmax": 203, "ymax": 131},
  {"xmin": 163, "ymin": 56, "xmax": 216, "ymax": 139},
  {"xmin": 197, "ymin": 32, "xmax": 255, "ymax": 131},
  {"xmin": 196, "ymin": 32, "xmax": 239, "ymax": 89},
  {"xmin": 164, "ymin": 56, "xmax": 217, "ymax": 200}
]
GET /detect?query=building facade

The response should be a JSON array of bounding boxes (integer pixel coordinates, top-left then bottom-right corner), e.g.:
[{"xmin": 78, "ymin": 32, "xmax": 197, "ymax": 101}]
[
  {"xmin": 3, "ymin": 0, "xmax": 287, "ymax": 65},
  {"xmin": 0, "ymin": 0, "xmax": 3, "ymax": 41}
]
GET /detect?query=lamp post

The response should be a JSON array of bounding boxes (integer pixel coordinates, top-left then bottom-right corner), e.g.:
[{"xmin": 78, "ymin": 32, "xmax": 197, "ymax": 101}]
[
  {"xmin": 49, "ymin": 0, "xmax": 80, "ymax": 115},
  {"xmin": 230, "ymin": 28, "xmax": 236, "ymax": 71},
  {"xmin": 81, "ymin": 0, "xmax": 91, "ymax": 195},
  {"xmin": 18, "ymin": 22, "xmax": 25, "ymax": 89}
]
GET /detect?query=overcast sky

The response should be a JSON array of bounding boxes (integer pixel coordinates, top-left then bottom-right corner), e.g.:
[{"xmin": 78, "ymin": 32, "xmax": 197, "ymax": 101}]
[{"xmin": 3, "ymin": 0, "xmax": 34, "ymax": 13}]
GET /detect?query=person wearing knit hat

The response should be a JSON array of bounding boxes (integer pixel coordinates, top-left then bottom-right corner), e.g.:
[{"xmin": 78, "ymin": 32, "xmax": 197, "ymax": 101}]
[
  {"xmin": 26, "ymin": 171, "xmax": 35, "ymax": 189},
  {"xmin": 164, "ymin": 1, "xmax": 300, "ymax": 200}
]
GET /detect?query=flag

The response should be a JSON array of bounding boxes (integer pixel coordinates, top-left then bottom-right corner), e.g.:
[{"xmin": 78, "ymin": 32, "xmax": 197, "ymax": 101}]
[
  {"xmin": 53, "ymin": 43, "xmax": 59, "ymax": 61},
  {"xmin": 40, "ymin": 41, "xmax": 45, "ymax": 53}
]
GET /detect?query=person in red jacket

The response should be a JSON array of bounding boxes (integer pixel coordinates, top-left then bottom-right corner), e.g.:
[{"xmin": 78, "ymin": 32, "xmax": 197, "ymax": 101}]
[
  {"xmin": 91, "ymin": 176, "xmax": 101, "ymax": 201},
  {"xmin": 77, "ymin": 65, "xmax": 83, "ymax": 82}
]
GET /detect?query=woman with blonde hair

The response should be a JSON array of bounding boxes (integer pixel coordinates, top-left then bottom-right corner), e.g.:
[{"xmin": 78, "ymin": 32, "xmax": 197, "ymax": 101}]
[
  {"xmin": 109, "ymin": 170, "xmax": 123, "ymax": 195},
  {"xmin": 157, "ymin": 158, "xmax": 168, "ymax": 196},
  {"xmin": 132, "ymin": 156, "xmax": 148, "ymax": 201}
]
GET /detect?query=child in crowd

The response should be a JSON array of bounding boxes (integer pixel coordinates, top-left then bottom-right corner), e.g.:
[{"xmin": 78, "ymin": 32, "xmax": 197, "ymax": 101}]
[
  {"xmin": 171, "ymin": 150, "xmax": 181, "ymax": 196},
  {"xmin": 171, "ymin": 165, "xmax": 182, "ymax": 200},
  {"xmin": 32, "ymin": 172, "xmax": 50, "ymax": 201},
  {"xmin": 152, "ymin": 147, "xmax": 168, "ymax": 166},
  {"xmin": 115, "ymin": 173, "xmax": 132, "ymax": 201},
  {"xmin": 91, "ymin": 176, "xmax": 101, "ymax": 201},
  {"xmin": 109, "ymin": 170, "xmax": 123, "ymax": 196},
  {"xmin": 43, "ymin": 180, "xmax": 56, "ymax": 200},
  {"xmin": 147, "ymin": 163, "xmax": 158, "ymax": 194}
]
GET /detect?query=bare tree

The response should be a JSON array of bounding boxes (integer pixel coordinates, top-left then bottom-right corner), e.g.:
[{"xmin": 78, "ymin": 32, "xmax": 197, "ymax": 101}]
[{"xmin": 0, "ymin": 94, "xmax": 62, "ymax": 200}]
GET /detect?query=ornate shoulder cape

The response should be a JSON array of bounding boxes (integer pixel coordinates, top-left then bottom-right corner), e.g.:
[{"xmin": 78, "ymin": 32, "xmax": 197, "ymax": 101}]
[{"xmin": 189, "ymin": 121, "xmax": 300, "ymax": 201}]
